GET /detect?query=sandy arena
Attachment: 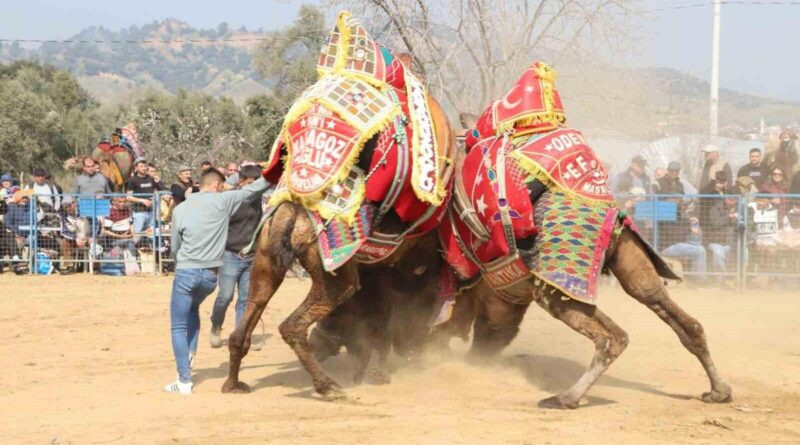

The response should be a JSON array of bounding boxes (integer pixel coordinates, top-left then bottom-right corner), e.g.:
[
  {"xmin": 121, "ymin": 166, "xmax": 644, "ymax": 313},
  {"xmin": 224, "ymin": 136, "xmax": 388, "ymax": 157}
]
[{"xmin": 1, "ymin": 274, "xmax": 799, "ymax": 444}]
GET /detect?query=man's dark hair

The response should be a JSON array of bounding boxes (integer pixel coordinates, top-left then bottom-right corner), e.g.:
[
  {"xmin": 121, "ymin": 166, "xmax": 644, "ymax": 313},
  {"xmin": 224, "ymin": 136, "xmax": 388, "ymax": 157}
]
[
  {"xmin": 32, "ymin": 167, "xmax": 48, "ymax": 177},
  {"xmin": 200, "ymin": 160, "xmax": 213, "ymax": 169},
  {"xmin": 147, "ymin": 162, "xmax": 156, "ymax": 169},
  {"xmin": 200, "ymin": 168, "xmax": 225, "ymax": 186},
  {"xmin": 135, "ymin": 159, "xmax": 147, "ymax": 166},
  {"xmin": 749, "ymin": 148, "xmax": 762, "ymax": 155},
  {"xmin": 239, "ymin": 165, "xmax": 261, "ymax": 181}
]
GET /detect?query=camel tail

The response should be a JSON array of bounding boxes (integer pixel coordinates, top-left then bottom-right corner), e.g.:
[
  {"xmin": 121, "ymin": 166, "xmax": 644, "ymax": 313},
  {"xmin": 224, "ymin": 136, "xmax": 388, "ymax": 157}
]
[{"xmin": 267, "ymin": 203, "xmax": 300, "ymax": 271}]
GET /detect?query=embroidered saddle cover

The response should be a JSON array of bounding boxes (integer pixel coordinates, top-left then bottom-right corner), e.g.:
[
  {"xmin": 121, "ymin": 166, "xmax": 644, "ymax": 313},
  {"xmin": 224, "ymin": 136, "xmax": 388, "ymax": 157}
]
[
  {"xmin": 262, "ymin": 11, "xmax": 453, "ymax": 271},
  {"xmin": 439, "ymin": 60, "xmax": 624, "ymax": 304}
]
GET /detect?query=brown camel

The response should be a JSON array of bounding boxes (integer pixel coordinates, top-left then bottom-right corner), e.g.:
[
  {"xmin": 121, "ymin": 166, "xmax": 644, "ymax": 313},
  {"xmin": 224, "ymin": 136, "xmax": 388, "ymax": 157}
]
[
  {"xmin": 307, "ymin": 232, "xmax": 446, "ymax": 385},
  {"xmin": 465, "ymin": 226, "xmax": 732, "ymax": 409},
  {"xmin": 222, "ymin": 91, "xmax": 455, "ymax": 399}
]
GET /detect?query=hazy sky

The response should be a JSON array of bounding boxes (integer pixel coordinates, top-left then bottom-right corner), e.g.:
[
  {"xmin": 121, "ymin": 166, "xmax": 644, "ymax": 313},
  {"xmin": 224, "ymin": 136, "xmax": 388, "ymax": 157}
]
[{"xmin": 2, "ymin": 1, "xmax": 799, "ymax": 101}]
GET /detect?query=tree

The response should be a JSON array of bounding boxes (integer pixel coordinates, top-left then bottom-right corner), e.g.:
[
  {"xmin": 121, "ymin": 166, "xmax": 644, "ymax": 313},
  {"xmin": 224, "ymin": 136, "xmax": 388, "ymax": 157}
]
[
  {"xmin": 0, "ymin": 61, "xmax": 108, "ymax": 177},
  {"xmin": 328, "ymin": 0, "xmax": 640, "ymax": 117}
]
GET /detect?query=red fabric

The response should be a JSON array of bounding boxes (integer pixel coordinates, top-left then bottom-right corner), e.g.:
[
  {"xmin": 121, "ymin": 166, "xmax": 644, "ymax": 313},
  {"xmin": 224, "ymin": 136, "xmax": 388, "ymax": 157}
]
[
  {"xmin": 439, "ymin": 138, "xmax": 536, "ymax": 279},
  {"xmin": 285, "ymin": 103, "xmax": 362, "ymax": 197},
  {"xmin": 514, "ymin": 128, "xmax": 613, "ymax": 202},
  {"xmin": 492, "ymin": 62, "xmax": 564, "ymax": 132},
  {"xmin": 109, "ymin": 206, "xmax": 131, "ymax": 222}
]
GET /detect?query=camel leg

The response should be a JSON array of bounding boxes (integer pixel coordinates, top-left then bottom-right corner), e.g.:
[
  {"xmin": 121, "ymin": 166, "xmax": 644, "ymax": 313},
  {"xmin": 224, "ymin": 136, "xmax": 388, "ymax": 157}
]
[
  {"xmin": 532, "ymin": 291, "xmax": 629, "ymax": 409},
  {"xmin": 222, "ymin": 235, "xmax": 287, "ymax": 393},
  {"xmin": 279, "ymin": 258, "xmax": 359, "ymax": 400},
  {"xmin": 610, "ymin": 230, "xmax": 732, "ymax": 403},
  {"xmin": 468, "ymin": 285, "xmax": 530, "ymax": 360}
]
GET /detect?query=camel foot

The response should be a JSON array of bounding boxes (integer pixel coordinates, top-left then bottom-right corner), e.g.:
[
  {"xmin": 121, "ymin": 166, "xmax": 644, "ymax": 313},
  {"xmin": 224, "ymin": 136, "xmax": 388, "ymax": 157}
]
[
  {"xmin": 221, "ymin": 380, "xmax": 251, "ymax": 394},
  {"xmin": 317, "ymin": 382, "xmax": 347, "ymax": 401},
  {"xmin": 702, "ymin": 384, "xmax": 732, "ymax": 404},
  {"xmin": 538, "ymin": 395, "xmax": 579, "ymax": 410}
]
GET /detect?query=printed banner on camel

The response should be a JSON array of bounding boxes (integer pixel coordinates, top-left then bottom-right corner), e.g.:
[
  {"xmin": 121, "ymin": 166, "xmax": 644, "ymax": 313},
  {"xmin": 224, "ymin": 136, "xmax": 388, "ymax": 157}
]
[{"xmin": 510, "ymin": 128, "xmax": 613, "ymax": 202}]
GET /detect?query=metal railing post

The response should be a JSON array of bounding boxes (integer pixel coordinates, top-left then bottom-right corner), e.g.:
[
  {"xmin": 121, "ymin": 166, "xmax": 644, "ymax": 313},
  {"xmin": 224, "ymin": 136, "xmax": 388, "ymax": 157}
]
[{"xmin": 29, "ymin": 197, "xmax": 38, "ymax": 275}]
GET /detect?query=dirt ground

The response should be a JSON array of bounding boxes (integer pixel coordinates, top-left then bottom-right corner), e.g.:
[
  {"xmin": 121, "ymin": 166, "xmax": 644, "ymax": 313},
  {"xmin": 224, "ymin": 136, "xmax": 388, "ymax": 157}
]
[{"xmin": 1, "ymin": 274, "xmax": 799, "ymax": 445}]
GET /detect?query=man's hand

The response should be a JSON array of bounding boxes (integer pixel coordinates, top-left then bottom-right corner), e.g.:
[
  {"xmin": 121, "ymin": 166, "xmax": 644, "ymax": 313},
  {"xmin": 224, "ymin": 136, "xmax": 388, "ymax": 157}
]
[
  {"xmin": 143, "ymin": 199, "xmax": 152, "ymax": 208},
  {"xmin": 185, "ymin": 188, "xmax": 193, "ymax": 196}
]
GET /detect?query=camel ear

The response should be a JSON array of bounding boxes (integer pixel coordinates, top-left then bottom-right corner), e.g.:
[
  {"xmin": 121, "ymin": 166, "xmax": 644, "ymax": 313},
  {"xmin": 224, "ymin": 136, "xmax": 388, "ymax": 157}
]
[{"xmin": 459, "ymin": 112, "xmax": 479, "ymax": 130}]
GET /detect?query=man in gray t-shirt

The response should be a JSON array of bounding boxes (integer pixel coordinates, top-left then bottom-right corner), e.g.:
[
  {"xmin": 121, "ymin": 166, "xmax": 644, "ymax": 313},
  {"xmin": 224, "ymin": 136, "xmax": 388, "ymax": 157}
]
[{"xmin": 165, "ymin": 168, "xmax": 269, "ymax": 395}]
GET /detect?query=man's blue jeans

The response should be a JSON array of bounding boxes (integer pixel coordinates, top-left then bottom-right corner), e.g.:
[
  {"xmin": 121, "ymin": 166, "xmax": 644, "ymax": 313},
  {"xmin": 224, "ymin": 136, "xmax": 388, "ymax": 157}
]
[
  {"xmin": 210, "ymin": 251, "xmax": 253, "ymax": 329},
  {"xmin": 709, "ymin": 243, "xmax": 730, "ymax": 273},
  {"xmin": 661, "ymin": 242, "xmax": 707, "ymax": 274},
  {"xmin": 170, "ymin": 268, "xmax": 218, "ymax": 383},
  {"xmin": 132, "ymin": 211, "xmax": 153, "ymax": 234}
]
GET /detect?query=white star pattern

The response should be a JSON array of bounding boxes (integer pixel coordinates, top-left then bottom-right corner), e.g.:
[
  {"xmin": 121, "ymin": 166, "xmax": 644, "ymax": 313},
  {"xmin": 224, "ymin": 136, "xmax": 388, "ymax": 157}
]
[
  {"xmin": 476, "ymin": 195, "xmax": 488, "ymax": 216},
  {"xmin": 524, "ymin": 85, "xmax": 534, "ymax": 93},
  {"xmin": 300, "ymin": 118, "xmax": 307, "ymax": 128},
  {"xmin": 325, "ymin": 119, "xmax": 336, "ymax": 130},
  {"xmin": 474, "ymin": 173, "xmax": 483, "ymax": 186},
  {"xmin": 298, "ymin": 167, "xmax": 309, "ymax": 178}
]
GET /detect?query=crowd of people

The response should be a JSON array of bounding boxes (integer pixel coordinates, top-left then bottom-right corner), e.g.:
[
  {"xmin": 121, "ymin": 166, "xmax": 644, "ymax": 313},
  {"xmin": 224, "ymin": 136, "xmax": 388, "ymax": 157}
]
[{"xmin": 611, "ymin": 130, "xmax": 800, "ymax": 288}]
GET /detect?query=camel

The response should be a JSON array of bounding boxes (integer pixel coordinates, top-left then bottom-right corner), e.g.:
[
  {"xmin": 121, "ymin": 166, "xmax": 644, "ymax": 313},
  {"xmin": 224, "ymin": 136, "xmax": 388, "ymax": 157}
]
[
  {"xmin": 307, "ymin": 232, "xmax": 449, "ymax": 385},
  {"xmin": 221, "ymin": 13, "xmax": 456, "ymax": 397},
  {"xmin": 447, "ymin": 62, "xmax": 731, "ymax": 408},
  {"xmin": 463, "ymin": 228, "xmax": 732, "ymax": 409}
]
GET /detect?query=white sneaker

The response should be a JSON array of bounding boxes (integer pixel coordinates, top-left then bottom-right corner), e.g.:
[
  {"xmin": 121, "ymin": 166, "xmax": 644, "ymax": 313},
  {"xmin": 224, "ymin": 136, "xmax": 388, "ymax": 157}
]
[
  {"xmin": 210, "ymin": 327, "xmax": 222, "ymax": 348},
  {"xmin": 164, "ymin": 379, "xmax": 192, "ymax": 395}
]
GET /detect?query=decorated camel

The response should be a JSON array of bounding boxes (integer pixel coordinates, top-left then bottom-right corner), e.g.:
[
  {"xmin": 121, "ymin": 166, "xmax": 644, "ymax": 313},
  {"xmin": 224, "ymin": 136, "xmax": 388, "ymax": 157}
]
[
  {"xmin": 64, "ymin": 124, "xmax": 142, "ymax": 191},
  {"xmin": 438, "ymin": 62, "xmax": 731, "ymax": 409},
  {"xmin": 222, "ymin": 11, "xmax": 456, "ymax": 399}
]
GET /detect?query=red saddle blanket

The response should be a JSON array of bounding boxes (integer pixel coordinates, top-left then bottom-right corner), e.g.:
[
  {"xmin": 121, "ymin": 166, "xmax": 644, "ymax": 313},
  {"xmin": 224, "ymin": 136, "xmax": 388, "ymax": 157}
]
[{"xmin": 440, "ymin": 127, "xmax": 618, "ymax": 304}]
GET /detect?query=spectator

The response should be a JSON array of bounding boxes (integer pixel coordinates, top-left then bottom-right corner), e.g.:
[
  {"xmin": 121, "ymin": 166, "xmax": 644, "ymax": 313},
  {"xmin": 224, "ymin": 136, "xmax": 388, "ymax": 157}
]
[
  {"xmin": 125, "ymin": 158, "xmax": 165, "ymax": 236},
  {"xmin": 698, "ymin": 171, "xmax": 728, "ymax": 234},
  {"xmin": 224, "ymin": 162, "xmax": 239, "ymax": 191},
  {"xmin": 45, "ymin": 172, "xmax": 64, "ymax": 196},
  {"xmin": 766, "ymin": 130, "xmax": 798, "ymax": 174},
  {"xmin": 5, "ymin": 189, "xmax": 34, "ymax": 251},
  {"xmin": 27, "ymin": 167, "xmax": 61, "ymax": 212},
  {"xmin": 200, "ymin": 161, "xmax": 213, "ymax": 173},
  {"xmin": 698, "ymin": 144, "xmax": 732, "ymax": 190},
  {"xmin": 656, "ymin": 161, "xmax": 686, "ymax": 195},
  {"xmin": 748, "ymin": 194, "xmax": 780, "ymax": 247},
  {"xmin": 167, "ymin": 166, "xmax": 200, "ymax": 222},
  {"xmin": 59, "ymin": 196, "xmax": 91, "ymax": 274},
  {"xmin": 736, "ymin": 148, "xmax": 769, "ymax": 187},
  {"xmin": 74, "ymin": 157, "xmax": 111, "ymax": 196},
  {"xmin": 1, "ymin": 173, "xmax": 16, "ymax": 204},
  {"xmin": 209, "ymin": 165, "xmax": 264, "ymax": 348},
  {"xmin": 763, "ymin": 166, "xmax": 789, "ymax": 225},
  {"xmin": 734, "ymin": 176, "xmax": 758, "ymax": 195},
  {"xmin": 148, "ymin": 163, "xmax": 165, "ymax": 190},
  {"xmin": 706, "ymin": 196, "xmax": 739, "ymax": 288},
  {"xmin": 613, "ymin": 155, "xmax": 651, "ymax": 196},
  {"xmin": 100, "ymin": 197, "xmax": 136, "ymax": 252},
  {"xmin": 660, "ymin": 216, "xmax": 708, "ymax": 283}
]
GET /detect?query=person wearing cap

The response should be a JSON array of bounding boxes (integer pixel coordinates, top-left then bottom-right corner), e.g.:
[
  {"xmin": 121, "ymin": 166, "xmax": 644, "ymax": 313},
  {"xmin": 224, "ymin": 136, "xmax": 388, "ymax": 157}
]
[
  {"xmin": 26, "ymin": 167, "xmax": 61, "ymax": 212},
  {"xmin": 167, "ymin": 166, "xmax": 199, "ymax": 221},
  {"xmin": 1, "ymin": 173, "xmax": 17, "ymax": 205},
  {"xmin": 737, "ymin": 148, "xmax": 770, "ymax": 188},
  {"xmin": 164, "ymin": 168, "xmax": 271, "ymax": 395},
  {"xmin": 656, "ymin": 161, "xmax": 686, "ymax": 195},
  {"xmin": 698, "ymin": 144, "xmax": 732, "ymax": 191},
  {"xmin": 125, "ymin": 158, "xmax": 165, "ymax": 236},
  {"xmin": 5, "ymin": 188, "xmax": 34, "ymax": 250},
  {"xmin": 612, "ymin": 155, "xmax": 651, "ymax": 196}
]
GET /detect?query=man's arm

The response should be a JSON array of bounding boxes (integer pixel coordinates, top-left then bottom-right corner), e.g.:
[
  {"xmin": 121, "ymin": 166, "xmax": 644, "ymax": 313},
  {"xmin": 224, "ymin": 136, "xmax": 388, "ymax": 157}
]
[
  {"xmin": 220, "ymin": 177, "xmax": 269, "ymax": 214},
  {"xmin": 171, "ymin": 209, "xmax": 183, "ymax": 261}
]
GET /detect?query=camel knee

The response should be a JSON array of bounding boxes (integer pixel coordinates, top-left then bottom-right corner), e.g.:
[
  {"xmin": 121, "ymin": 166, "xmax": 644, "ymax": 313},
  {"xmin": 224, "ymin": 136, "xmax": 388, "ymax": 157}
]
[
  {"xmin": 626, "ymin": 283, "xmax": 667, "ymax": 305},
  {"xmin": 278, "ymin": 318, "xmax": 305, "ymax": 348},
  {"xmin": 609, "ymin": 330, "xmax": 629, "ymax": 358}
]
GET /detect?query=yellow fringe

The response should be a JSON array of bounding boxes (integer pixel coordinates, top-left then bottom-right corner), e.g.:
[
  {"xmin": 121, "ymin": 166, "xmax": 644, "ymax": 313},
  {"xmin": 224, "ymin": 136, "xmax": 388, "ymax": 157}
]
[{"xmin": 404, "ymin": 71, "xmax": 445, "ymax": 206}]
